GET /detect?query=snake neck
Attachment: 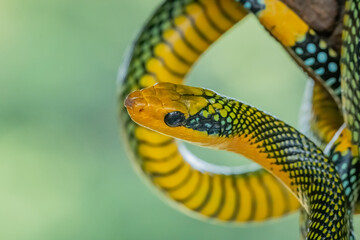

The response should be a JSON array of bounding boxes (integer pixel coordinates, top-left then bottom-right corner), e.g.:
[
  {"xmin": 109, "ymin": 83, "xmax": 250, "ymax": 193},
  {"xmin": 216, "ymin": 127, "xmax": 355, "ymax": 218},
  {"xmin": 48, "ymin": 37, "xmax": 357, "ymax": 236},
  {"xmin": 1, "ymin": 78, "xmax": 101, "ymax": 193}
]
[{"xmin": 187, "ymin": 100, "xmax": 332, "ymax": 203}]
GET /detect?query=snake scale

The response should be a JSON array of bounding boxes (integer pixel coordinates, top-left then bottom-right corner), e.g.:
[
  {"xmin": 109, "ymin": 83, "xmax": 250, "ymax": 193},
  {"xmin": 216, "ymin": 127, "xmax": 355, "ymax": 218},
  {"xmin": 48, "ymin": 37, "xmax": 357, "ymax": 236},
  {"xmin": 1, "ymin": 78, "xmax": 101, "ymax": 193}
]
[{"xmin": 118, "ymin": 0, "xmax": 360, "ymax": 239}]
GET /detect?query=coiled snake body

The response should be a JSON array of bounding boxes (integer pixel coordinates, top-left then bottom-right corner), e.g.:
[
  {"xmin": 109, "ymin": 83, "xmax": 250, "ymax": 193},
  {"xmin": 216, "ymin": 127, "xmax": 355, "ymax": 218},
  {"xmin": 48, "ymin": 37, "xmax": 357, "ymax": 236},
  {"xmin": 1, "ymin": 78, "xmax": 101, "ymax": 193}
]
[{"xmin": 119, "ymin": 0, "xmax": 360, "ymax": 239}]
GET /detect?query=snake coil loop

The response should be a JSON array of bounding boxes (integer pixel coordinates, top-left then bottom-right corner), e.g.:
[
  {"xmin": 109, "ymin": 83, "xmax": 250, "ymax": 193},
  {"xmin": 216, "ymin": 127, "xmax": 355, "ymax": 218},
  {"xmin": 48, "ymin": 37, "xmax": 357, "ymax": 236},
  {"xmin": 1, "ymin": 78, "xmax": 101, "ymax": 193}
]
[{"xmin": 119, "ymin": 0, "xmax": 360, "ymax": 239}]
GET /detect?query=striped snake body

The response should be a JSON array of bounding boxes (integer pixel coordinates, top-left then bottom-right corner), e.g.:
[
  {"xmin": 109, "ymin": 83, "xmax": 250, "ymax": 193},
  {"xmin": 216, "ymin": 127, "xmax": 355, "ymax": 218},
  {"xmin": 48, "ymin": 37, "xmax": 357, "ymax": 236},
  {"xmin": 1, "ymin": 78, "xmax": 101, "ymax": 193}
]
[{"xmin": 119, "ymin": 0, "xmax": 360, "ymax": 238}]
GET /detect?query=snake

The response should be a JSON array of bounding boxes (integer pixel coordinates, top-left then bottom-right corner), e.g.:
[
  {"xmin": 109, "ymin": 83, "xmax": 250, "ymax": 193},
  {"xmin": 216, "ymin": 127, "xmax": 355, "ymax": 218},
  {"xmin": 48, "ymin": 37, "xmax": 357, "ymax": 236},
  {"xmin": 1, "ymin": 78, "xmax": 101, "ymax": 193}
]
[{"xmin": 118, "ymin": 0, "xmax": 360, "ymax": 239}]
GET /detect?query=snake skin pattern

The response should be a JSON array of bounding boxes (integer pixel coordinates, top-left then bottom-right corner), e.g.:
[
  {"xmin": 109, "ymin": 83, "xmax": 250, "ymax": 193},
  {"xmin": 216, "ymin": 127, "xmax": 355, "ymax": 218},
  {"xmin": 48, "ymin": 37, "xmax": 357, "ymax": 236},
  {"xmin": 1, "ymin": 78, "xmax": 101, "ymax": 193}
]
[
  {"xmin": 341, "ymin": 0, "xmax": 360, "ymax": 220},
  {"xmin": 120, "ymin": 0, "xmax": 300, "ymax": 223},
  {"xmin": 238, "ymin": 0, "xmax": 342, "ymax": 105},
  {"xmin": 125, "ymin": 83, "xmax": 350, "ymax": 239},
  {"xmin": 119, "ymin": 0, "xmax": 360, "ymax": 238}
]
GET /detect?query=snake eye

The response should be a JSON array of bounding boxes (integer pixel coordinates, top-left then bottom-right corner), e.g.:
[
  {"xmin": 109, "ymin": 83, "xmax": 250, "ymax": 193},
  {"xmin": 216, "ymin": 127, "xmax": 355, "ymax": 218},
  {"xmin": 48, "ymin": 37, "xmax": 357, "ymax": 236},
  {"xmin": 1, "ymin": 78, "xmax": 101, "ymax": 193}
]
[{"xmin": 164, "ymin": 111, "xmax": 185, "ymax": 127}]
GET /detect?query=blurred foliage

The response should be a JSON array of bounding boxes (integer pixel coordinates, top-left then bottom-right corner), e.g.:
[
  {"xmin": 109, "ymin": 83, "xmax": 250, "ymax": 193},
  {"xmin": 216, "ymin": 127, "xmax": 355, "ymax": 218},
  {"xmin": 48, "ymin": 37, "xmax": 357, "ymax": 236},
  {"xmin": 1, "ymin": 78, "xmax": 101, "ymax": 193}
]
[{"xmin": 0, "ymin": 0, "xmax": 358, "ymax": 239}]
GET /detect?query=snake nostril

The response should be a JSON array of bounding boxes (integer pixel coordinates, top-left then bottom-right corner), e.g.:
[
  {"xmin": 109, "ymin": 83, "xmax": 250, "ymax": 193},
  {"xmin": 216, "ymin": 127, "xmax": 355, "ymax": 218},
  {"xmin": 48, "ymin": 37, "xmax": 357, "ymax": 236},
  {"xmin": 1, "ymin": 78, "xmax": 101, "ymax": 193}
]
[{"xmin": 124, "ymin": 96, "xmax": 135, "ymax": 109}]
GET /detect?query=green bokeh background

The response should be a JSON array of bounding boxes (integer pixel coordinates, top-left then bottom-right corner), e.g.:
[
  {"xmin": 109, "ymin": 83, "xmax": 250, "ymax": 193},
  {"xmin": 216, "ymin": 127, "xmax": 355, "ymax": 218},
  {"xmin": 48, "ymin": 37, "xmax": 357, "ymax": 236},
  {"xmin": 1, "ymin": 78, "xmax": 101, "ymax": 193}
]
[{"xmin": 1, "ymin": 0, "xmax": 359, "ymax": 239}]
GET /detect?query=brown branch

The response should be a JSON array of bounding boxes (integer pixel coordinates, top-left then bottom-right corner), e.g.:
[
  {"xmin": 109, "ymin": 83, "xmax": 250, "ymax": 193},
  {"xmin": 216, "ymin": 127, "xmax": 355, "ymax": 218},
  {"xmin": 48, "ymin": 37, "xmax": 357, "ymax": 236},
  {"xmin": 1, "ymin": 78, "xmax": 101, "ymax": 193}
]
[{"xmin": 281, "ymin": 0, "xmax": 344, "ymax": 52}]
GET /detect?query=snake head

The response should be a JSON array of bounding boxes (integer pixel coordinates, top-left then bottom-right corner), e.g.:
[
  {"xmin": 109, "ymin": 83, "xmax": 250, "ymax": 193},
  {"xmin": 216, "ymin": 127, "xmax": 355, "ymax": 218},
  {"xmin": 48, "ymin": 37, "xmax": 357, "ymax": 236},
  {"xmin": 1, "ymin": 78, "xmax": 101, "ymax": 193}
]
[{"xmin": 124, "ymin": 82, "xmax": 243, "ymax": 147}]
